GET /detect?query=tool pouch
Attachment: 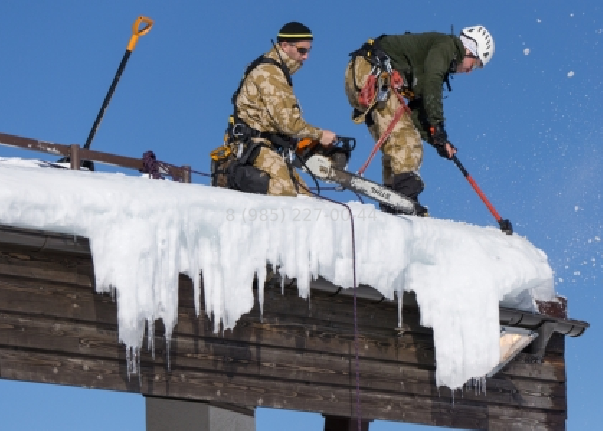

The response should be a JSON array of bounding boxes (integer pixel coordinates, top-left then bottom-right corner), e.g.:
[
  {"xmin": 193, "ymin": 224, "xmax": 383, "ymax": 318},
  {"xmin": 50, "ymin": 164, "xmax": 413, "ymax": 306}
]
[{"xmin": 211, "ymin": 141, "xmax": 270, "ymax": 195}]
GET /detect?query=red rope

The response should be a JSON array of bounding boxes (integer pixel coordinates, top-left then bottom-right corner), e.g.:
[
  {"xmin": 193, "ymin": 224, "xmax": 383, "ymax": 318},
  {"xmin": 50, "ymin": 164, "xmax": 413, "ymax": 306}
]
[{"xmin": 357, "ymin": 89, "xmax": 411, "ymax": 176}]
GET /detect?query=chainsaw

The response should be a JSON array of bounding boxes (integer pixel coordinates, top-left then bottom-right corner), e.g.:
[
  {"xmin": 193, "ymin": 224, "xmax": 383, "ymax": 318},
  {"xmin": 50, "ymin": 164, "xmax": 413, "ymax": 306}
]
[{"xmin": 294, "ymin": 137, "xmax": 417, "ymax": 215}]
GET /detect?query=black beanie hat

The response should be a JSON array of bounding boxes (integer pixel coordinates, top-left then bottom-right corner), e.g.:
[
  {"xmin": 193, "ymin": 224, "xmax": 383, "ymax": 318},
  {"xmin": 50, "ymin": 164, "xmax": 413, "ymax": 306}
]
[{"xmin": 277, "ymin": 22, "xmax": 313, "ymax": 43}]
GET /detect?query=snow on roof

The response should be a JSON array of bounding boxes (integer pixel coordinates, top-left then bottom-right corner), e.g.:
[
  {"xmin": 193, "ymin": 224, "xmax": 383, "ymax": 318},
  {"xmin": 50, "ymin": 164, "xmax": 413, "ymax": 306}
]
[{"xmin": 0, "ymin": 158, "xmax": 555, "ymax": 389}]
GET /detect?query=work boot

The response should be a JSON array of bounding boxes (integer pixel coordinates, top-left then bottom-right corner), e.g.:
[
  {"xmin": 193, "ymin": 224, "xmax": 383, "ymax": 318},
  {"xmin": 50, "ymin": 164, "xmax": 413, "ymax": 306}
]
[
  {"xmin": 379, "ymin": 200, "xmax": 428, "ymax": 216},
  {"xmin": 414, "ymin": 201, "xmax": 429, "ymax": 217},
  {"xmin": 380, "ymin": 203, "xmax": 411, "ymax": 215},
  {"xmin": 391, "ymin": 172, "xmax": 428, "ymax": 217}
]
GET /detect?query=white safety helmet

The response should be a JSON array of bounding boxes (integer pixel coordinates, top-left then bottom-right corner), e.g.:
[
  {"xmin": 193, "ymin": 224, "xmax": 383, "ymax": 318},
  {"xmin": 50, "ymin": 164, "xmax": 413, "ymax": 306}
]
[{"xmin": 461, "ymin": 25, "xmax": 495, "ymax": 66}]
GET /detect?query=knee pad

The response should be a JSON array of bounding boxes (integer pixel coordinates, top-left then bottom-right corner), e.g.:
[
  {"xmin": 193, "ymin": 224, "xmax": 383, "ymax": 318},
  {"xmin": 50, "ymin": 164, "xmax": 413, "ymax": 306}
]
[{"xmin": 227, "ymin": 164, "xmax": 270, "ymax": 195}]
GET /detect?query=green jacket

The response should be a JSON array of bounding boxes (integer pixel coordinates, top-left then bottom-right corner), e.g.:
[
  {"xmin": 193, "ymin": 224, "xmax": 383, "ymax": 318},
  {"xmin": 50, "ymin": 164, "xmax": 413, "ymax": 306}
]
[{"xmin": 378, "ymin": 32, "xmax": 465, "ymax": 139}]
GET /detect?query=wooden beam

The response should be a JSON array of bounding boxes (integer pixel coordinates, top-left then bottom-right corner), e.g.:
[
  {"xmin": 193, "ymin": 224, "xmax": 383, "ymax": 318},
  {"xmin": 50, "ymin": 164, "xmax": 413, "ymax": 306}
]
[{"xmin": 0, "ymin": 231, "xmax": 575, "ymax": 430}]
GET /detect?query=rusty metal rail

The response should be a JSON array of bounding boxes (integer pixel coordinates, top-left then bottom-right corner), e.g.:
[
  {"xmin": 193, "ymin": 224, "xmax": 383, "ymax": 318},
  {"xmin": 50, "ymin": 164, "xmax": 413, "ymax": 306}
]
[{"xmin": 0, "ymin": 131, "xmax": 191, "ymax": 183}]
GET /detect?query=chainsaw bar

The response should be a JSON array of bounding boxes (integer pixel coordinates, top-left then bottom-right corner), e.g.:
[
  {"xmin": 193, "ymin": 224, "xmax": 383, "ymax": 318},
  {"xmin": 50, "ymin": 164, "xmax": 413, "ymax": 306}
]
[
  {"xmin": 302, "ymin": 154, "xmax": 416, "ymax": 215},
  {"xmin": 330, "ymin": 167, "xmax": 416, "ymax": 214}
]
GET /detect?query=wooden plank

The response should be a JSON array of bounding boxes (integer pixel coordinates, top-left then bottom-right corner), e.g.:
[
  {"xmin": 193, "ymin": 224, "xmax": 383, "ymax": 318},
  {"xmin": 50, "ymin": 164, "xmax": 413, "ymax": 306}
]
[
  {"xmin": 0, "ymin": 348, "xmax": 566, "ymax": 430},
  {"xmin": 0, "ymin": 258, "xmax": 566, "ymax": 373},
  {"xmin": 0, "ymin": 277, "xmax": 114, "ymax": 323},
  {"xmin": 0, "ymin": 226, "xmax": 90, "ymax": 255},
  {"xmin": 0, "ymin": 243, "xmax": 571, "ymax": 430},
  {"xmin": 0, "ymin": 272, "xmax": 566, "ymax": 384},
  {"xmin": 0, "ymin": 275, "xmax": 435, "ymax": 363},
  {"xmin": 0, "ymin": 244, "xmax": 586, "ymax": 341},
  {"xmin": 0, "ymin": 306, "xmax": 568, "ymax": 412},
  {"xmin": 0, "ymin": 245, "xmax": 425, "ymax": 336},
  {"xmin": 0, "ymin": 249, "xmax": 93, "ymax": 287},
  {"xmin": 499, "ymin": 355, "xmax": 565, "ymax": 381}
]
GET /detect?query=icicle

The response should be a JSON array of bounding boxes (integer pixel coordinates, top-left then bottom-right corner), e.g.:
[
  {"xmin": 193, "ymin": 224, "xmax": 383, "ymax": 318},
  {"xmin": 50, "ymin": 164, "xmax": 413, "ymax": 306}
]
[
  {"xmin": 125, "ymin": 346, "xmax": 140, "ymax": 381},
  {"xmin": 256, "ymin": 268, "xmax": 266, "ymax": 324},
  {"xmin": 126, "ymin": 346, "xmax": 132, "ymax": 381},
  {"xmin": 193, "ymin": 272, "xmax": 203, "ymax": 316},
  {"xmin": 134, "ymin": 346, "xmax": 140, "ymax": 377},
  {"xmin": 166, "ymin": 338, "xmax": 171, "ymax": 372},
  {"xmin": 148, "ymin": 320, "xmax": 155, "ymax": 360},
  {"xmin": 397, "ymin": 290, "xmax": 403, "ymax": 330},
  {"xmin": 466, "ymin": 376, "xmax": 487, "ymax": 396}
]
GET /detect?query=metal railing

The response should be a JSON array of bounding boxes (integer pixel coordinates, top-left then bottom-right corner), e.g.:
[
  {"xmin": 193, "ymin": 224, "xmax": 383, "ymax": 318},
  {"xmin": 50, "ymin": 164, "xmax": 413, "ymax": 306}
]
[{"xmin": 0, "ymin": 131, "xmax": 191, "ymax": 183}]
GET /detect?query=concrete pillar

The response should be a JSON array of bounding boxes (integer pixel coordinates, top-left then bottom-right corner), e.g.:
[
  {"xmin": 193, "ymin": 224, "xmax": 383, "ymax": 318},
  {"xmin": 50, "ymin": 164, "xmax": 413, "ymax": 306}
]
[{"xmin": 146, "ymin": 397, "xmax": 255, "ymax": 431}]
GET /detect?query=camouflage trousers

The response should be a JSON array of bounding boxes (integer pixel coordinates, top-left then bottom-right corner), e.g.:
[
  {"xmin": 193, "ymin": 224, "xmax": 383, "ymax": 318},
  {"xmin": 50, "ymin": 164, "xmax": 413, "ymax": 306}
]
[
  {"xmin": 252, "ymin": 144, "xmax": 310, "ymax": 197},
  {"xmin": 344, "ymin": 56, "xmax": 423, "ymax": 187}
]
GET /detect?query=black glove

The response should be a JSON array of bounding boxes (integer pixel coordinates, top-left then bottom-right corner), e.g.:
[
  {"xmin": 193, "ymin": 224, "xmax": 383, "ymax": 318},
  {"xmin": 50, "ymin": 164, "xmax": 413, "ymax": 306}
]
[{"xmin": 430, "ymin": 123, "xmax": 456, "ymax": 159}]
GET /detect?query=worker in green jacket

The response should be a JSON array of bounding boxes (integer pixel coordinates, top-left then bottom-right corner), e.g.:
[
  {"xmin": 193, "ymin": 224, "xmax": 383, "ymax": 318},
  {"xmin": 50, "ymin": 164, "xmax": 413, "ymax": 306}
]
[{"xmin": 344, "ymin": 26, "xmax": 495, "ymax": 215}]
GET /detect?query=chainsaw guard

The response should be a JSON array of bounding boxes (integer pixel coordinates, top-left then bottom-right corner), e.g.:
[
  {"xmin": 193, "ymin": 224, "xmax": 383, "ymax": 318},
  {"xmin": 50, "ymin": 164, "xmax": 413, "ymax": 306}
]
[{"xmin": 302, "ymin": 155, "xmax": 333, "ymax": 180}]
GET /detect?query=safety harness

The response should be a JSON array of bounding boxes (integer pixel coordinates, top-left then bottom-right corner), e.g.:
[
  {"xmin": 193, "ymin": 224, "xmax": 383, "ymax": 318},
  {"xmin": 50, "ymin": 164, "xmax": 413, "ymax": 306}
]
[
  {"xmin": 227, "ymin": 54, "xmax": 294, "ymax": 150},
  {"xmin": 210, "ymin": 53, "xmax": 298, "ymax": 193},
  {"xmin": 349, "ymin": 37, "xmax": 413, "ymax": 175}
]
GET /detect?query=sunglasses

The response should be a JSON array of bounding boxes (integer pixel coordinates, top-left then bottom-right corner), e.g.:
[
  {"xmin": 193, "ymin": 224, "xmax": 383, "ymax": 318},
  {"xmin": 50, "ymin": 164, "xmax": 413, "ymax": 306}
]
[
  {"xmin": 466, "ymin": 54, "xmax": 483, "ymax": 70},
  {"xmin": 293, "ymin": 45, "xmax": 311, "ymax": 55}
]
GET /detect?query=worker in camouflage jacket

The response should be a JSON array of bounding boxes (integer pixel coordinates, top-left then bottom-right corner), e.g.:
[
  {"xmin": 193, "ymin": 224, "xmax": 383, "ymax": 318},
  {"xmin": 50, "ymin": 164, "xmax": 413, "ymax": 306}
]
[
  {"xmin": 345, "ymin": 26, "xmax": 495, "ymax": 215},
  {"xmin": 231, "ymin": 22, "xmax": 336, "ymax": 197}
]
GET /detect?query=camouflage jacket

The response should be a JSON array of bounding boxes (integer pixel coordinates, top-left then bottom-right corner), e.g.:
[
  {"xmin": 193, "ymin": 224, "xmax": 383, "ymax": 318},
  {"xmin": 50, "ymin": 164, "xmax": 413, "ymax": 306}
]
[
  {"xmin": 235, "ymin": 46, "xmax": 323, "ymax": 142},
  {"xmin": 378, "ymin": 32, "xmax": 465, "ymax": 138}
]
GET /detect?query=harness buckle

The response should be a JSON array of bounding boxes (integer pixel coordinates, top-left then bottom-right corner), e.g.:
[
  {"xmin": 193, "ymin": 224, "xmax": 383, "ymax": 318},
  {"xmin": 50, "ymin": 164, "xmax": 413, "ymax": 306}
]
[
  {"xmin": 283, "ymin": 148, "xmax": 294, "ymax": 164},
  {"xmin": 383, "ymin": 57, "xmax": 393, "ymax": 73},
  {"xmin": 210, "ymin": 145, "xmax": 232, "ymax": 161},
  {"xmin": 231, "ymin": 123, "xmax": 245, "ymax": 137},
  {"xmin": 376, "ymin": 72, "xmax": 390, "ymax": 105}
]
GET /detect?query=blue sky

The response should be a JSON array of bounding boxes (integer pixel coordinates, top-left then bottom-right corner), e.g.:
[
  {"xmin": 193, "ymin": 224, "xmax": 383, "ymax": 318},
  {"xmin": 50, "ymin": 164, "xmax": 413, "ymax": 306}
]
[{"xmin": 0, "ymin": 1, "xmax": 600, "ymax": 430}]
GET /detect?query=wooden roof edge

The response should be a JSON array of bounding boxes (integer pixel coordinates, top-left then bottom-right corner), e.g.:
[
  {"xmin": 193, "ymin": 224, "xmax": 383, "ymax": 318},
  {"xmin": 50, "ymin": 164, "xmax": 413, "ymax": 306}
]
[
  {"xmin": 312, "ymin": 276, "xmax": 590, "ymax": 338},
  {"xmin": 0, "ymin": 224, "xmax": 590, "ymax": 338},
  {"xmin": 0, "ymin": 224, "xmax": 89, "ymax": 255}
]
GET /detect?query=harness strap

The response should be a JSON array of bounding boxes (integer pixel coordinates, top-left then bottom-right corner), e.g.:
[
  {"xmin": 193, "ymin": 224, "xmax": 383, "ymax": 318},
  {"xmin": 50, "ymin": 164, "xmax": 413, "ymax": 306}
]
[
  {"xmin": 232, "ymin": 55, "xmax": 292, "ymax": 106},
  {"xmin": 352, "ymin": 74, "xmax": 379, "ymax": 126},
  {"xmin": 357, "ymin": 88, "xmax": 411, "ymax": 176},
  {"xmin": 223, "ymin": 49, "xmax": 306, "ymax": 194},
  {"xmin": 227, "ymin": 51, "xmax": 296, "ymax": 154},
  {"xmin": 227, "ymin": 52, "xmax": 294, "ymax": 150},
  {"xmin": 351, "ymin": 36, "xmax": 409, "ymax": 126},
  {"xmin": 349, "ymin": 35, "xmax": 387, "ymax": 91}
]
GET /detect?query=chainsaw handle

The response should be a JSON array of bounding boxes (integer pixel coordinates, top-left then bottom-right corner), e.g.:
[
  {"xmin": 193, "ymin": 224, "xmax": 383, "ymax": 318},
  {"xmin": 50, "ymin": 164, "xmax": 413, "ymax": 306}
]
[
  {"xmin": 295, "ymin": 138, "xmax": 320, "ymax": 158},
  {"xmin": 127, "ymin": 16, "xmax": 154, "ymax": 51},
  {"xmin": 336, "ymin": 136, "xmax": 356, "ymax": 150}
]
